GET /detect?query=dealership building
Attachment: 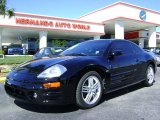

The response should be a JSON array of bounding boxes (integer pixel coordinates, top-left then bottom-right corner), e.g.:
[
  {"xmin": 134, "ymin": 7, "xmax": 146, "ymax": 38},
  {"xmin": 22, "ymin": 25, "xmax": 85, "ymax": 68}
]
[{"xmin": 0, "ymin": 2, "xmax": 160, "ymax": 54}]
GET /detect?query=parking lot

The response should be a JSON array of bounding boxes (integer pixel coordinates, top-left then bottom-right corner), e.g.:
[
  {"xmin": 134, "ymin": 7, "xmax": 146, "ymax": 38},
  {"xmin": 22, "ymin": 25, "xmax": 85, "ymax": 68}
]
[{"xmin": 0, "ymin": 67, "xmax": 160, "ymax": 120}]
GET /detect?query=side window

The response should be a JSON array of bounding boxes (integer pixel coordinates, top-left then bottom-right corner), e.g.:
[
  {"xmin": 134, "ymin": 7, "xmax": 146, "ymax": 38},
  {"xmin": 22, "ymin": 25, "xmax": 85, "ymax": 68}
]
[
  {"xmin": 35, "ymin": 48, "xmax": 44, "ymax": 57},
  {"xmin": 110, "ymin": 41, "xmax": 134, "ymax": 55},
  {"xmin": 131, "ymin": 43, "xmax": 143, "ymax": 54},
  {"xmin": 43, "ymin": 48, "xmax": 52, "ymax": 56}
]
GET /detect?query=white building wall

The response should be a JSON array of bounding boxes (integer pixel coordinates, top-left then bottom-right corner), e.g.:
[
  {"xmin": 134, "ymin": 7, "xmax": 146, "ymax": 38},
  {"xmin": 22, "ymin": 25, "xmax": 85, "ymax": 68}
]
[
  {"xmin": 0, "ymin": 14, "xmax": 104, "ymax": 35},
  {"xmin": 79, "ymin": 5, "xmax": 122, "ymax": 23},
  {"xmin": 148, "ymin": 27, "xmax": 156, "ymax": 47},
  {"xmin": 115, "ymin": 21, "xmax": 124, "ymax": 39},
  {"xmin": 2, "ymin": 37, "xmax": 21, "ymax": 45},
  {"xmin": 39, "ymin": 31, "xmax": 47, "ymax": 48},
  {"xmin": 139, "ymin": 30, "xmax": 148, "ymax": 38},
  {"xmin": 79, "ymin": 2, "xmax": 160, "ymax": 25},
  {"xmin": 0, "ymin": 29, "xmax": 2, "ymax": 49}
]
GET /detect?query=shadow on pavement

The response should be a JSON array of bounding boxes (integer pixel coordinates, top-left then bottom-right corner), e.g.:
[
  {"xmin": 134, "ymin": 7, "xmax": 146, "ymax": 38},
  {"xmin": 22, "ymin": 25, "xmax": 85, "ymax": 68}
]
[
  {"xmin": 101, "ymin": 83, "xmax": 144, "ymax": 102},
  {"xmin": 14, "ymin": 100, "xmax": 79, "ymax": 113},
  {"xmin": 14, "ymin": 83, "xmax": 144, "ymax": 113}
]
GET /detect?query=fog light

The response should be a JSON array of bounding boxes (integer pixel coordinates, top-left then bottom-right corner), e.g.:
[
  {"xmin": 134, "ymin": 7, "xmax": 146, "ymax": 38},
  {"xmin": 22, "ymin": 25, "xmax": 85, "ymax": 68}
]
[
  {"xmin": 43, "ymin": 82, "xmax": 61, "ymax": 88},
  {"xmin": 33, "ymin": 92, "xmax": 38, "ymax": 98}
]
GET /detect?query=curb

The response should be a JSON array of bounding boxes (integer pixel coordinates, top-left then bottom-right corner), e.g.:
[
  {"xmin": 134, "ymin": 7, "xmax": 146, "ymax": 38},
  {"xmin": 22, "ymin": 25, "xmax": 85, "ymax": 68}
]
[{"xmin": 0, "ymin": 77, "xmax": 6, "ymax": 83}]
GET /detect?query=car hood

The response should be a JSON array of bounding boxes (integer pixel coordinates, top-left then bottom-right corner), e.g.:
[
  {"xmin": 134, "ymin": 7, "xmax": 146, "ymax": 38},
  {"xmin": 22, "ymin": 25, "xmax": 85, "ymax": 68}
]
[{"xmin": 13, "ymin": 56, "xmax": 77, "ymax": 74}]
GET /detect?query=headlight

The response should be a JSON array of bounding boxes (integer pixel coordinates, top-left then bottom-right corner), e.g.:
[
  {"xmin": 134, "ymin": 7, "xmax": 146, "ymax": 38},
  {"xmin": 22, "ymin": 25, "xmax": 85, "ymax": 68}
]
[{"xmin": 37, "ymin": 64, "xmax": 67, "ymax": 78}]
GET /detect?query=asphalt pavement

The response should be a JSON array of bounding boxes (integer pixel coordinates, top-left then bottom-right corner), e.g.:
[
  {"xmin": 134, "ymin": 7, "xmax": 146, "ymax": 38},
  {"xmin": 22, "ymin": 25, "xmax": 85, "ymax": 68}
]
[{"xmin": 0, "ymin": 67, "xmax": 160, "ymax": 120}]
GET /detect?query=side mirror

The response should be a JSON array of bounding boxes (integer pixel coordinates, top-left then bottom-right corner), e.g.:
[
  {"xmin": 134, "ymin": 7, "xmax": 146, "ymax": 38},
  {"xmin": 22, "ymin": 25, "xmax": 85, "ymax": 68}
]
[{"xmin": 109, "ymin": 50, "xmax": 123, "ymax": 59}]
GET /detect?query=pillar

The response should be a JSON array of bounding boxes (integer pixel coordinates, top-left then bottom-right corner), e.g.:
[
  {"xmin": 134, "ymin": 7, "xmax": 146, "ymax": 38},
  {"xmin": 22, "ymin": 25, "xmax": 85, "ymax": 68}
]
[
  {"xmin": 21, "ymin": 39, "xmax": 28, "ymax": 55},
  {"xmin": 148, "ymin": 26, "xmax": 156, "ymax": 47},
  {"xmin": 139, "ymin": 38, "xmax": 144, "ymax": 48},
  {"xmin": 115, "ymin": 21, "xmax": 124, "ymax": 39},
  {"xmin": 0, "ymin": 29, "xmax": 2, "ymax": 49},
  {"xmin": 94, "ymin": 35, "xmax": 100, "ymax": 40},
  {"xmin": 39, "ymin": 31, "xmax": 47, "ymax": 48}
]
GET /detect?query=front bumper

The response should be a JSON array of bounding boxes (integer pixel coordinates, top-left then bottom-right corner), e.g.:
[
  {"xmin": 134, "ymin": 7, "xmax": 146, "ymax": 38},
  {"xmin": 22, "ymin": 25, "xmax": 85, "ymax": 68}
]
[{"xmin": 4, "ymin": 78, "xmax": 73, "ymax": 105}]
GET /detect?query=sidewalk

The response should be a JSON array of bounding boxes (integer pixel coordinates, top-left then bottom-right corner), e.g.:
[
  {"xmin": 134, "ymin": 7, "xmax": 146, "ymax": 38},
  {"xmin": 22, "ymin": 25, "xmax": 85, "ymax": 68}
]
[
  {"xmin": 0, "ymin": 77, "xmax": 6, "ymax": 83},
  {"xmin": 0, "ymin": 65, "xmax": 12, "ymax": 83}
]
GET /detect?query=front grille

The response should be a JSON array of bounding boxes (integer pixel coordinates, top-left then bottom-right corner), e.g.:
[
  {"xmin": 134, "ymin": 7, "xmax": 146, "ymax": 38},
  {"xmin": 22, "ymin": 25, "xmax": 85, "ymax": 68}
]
[
  {"xmin": 5, "ymin": 85, "xmax": 26, "ymax": 100},
  {"xmin": 42, "ymin": 91, "xmax": 62, "ymax": 100}
]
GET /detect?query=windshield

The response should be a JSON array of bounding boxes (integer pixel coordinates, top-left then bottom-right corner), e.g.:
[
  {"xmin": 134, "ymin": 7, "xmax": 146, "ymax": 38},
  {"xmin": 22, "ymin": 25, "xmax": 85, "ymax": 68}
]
[
  {"xmin": 60, "ymin": 40, "xmax": 111, "ymax": 56},
  {"xmin": 9, "ymin": 44, "xmax": 22, "ymax": 48},
  {"xmin": 35, "ymin": 48, "xmax": 53, "ymax": 57}
]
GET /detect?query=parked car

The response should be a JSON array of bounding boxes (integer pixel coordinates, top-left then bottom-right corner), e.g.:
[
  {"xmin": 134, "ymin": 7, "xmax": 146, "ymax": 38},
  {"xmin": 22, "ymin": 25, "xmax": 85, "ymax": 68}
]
[
  {"xmin": 32, "ymin": 47, "xmax": 66, "ymax": 59},
  {"xmin": 144, "ymin": 48, "xmax": 160, "ymax": 65},
  {"xmin": 4, "ymin": 39, "xmax": 157, "ymax": 109},
  {"xmin": 7, "ymin": 44, "xmax": 23, "ymax": 55}
]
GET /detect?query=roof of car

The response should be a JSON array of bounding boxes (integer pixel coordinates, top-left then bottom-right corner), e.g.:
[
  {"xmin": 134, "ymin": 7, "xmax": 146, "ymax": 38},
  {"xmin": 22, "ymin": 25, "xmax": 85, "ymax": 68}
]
[{"xmin": 88, "ymin": 39, "xmax": 133, "ymax": 43}]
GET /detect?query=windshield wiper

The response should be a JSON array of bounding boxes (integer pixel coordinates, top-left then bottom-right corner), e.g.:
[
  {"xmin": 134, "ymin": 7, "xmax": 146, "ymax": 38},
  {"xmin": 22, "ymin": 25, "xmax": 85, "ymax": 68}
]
[{"xmin": 63, "ymin": 53, "xmax": 87, "ymax": 56}]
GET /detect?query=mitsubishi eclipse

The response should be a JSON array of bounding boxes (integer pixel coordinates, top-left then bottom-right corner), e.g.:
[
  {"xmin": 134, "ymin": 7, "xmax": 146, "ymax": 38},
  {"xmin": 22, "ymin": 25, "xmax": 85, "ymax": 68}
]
[{"xmin": 4, "ymin": 39, "xmax": 157, "ymax": 109}]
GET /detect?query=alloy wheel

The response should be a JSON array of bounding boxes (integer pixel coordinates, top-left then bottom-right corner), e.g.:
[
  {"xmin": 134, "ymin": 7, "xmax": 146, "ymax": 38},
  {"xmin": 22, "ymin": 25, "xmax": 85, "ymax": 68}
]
[
  {"xmin": 147, "ymin": 66, "xmax": 154, "ymax": 84},
  {"xmin": 81, "ymin": 76, "xmax": 101, "ymax": 105}
]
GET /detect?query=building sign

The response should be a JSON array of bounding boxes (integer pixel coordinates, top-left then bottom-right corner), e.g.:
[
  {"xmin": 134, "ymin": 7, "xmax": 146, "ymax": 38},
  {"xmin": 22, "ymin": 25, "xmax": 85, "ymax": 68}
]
[
  {"xmin": 139, "ymin": 10, "xmax": 146, "ymax": 20},
  {"xmin": 15, "ymin": 18, "xmax": 90, "ymax": 31},
  {"xmin": 125, "ymin": 31, "xmax": 139, "ymax": 39}
]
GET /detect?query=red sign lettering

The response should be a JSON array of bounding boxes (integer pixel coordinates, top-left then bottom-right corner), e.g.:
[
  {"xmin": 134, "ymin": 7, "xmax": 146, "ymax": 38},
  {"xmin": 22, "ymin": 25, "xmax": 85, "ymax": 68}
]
[
  {"xmin": 55, "ymin": 22, "xmax": 71, "ymax": 29},
  {"xmin": 16, "ymin": 18, "xmax": 53, "ymax": 27},
  {"xmin": 15, "ymin": 18, "xmax": 90, "ymax": 31}
]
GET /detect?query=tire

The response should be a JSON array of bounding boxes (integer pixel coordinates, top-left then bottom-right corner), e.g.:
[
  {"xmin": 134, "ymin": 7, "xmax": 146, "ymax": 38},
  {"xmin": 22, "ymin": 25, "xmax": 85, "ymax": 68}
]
[
  {"xmin": 76, "ymin": 71, "xmax": 103, "ymax": 109},
  {"xmin": 143, "ymin": 65, "xmax": 155, "ymax": 87}
]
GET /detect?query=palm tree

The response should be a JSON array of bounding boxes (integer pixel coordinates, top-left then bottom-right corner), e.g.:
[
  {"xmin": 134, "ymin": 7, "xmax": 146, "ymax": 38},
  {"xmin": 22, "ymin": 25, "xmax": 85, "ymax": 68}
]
[{"xmin": 0, "ymin": 0, "xmax": 14, "ymax": 18}]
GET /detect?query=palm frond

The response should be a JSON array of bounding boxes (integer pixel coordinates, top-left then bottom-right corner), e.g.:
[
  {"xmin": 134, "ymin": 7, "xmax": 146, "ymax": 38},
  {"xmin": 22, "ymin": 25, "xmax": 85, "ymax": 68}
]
[
  {"xmin": 0, "ymin": 0, "xmax": 6, "ymax": 15},
  {"xmin": 0, "ymin": 0, "xmax": 15, "ymax": 18},
  {"xmin": 6, "ymin": 8, "xmax": 15, "ymax": 18}
]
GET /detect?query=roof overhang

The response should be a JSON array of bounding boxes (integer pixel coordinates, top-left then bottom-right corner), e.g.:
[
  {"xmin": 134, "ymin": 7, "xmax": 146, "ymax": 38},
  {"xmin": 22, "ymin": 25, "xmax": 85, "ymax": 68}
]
[
  {"xmin": 0, "ymin": 13, "xmax": 105, "ymax": 40},
  {"xmin": 79, "ymin": 2, "xmax": 160, "ymax": 33}
]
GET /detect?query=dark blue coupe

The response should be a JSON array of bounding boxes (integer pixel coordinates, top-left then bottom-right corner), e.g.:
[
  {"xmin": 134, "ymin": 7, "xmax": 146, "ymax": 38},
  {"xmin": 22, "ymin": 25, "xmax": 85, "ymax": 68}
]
[{"xmin": 5, "ymin": 39, "xmax": 157, "ymax": 109}]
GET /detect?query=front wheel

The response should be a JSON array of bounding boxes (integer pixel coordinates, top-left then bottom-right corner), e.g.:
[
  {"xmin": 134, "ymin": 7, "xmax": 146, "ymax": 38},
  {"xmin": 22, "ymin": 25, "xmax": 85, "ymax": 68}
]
[
  {"xmin": 76, "ymin": 71, "xmax": 103, "ymax": 109},
  {"xmin": 143, "ymin": 65, "xmax": 155, "ymax": 87}
]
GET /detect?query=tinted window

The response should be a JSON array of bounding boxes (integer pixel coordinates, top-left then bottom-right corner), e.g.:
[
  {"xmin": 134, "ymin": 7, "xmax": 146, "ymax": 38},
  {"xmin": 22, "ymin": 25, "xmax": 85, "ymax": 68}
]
[
  {"xmin": 61, "ymin": 40, "xmax": 111, "ymax": 56},
  {"xmin": 131, "ymin": 43, "xmax": 143, "ymax": 54},
  {"xmin": 35, "ymin": 48, "xmax": 52, "ymax": 57},
  {"xmin": 44, "ymin": 48, "xmax": 52, "ymax": 55},
  {"xmin": 110, "ymin": 41, "xmax": 134, "ymax": 55},
  {"xmin": 35, "ymin": 48, "xmax": 44, "ymax": 57}
]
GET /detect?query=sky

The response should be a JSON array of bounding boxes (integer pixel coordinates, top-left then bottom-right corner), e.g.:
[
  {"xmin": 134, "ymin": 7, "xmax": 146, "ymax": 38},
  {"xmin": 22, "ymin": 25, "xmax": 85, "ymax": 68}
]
[{"xmin": 6, "ymin": 0, "xmax": 160, "ymax": 31}]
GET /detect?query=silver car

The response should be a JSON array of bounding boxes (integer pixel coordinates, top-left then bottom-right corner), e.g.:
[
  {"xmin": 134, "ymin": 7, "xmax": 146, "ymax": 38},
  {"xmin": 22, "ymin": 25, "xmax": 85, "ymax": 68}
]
[{"xmin": 144, "ymin": 48, "xmax": 160, "ymax": 65}]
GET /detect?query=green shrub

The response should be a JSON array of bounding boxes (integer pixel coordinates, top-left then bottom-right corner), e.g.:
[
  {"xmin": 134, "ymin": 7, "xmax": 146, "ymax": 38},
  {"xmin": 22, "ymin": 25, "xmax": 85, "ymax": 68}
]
[{"xmin": 0, "ymin": 49, "xmax": 4, "ymax": 54}]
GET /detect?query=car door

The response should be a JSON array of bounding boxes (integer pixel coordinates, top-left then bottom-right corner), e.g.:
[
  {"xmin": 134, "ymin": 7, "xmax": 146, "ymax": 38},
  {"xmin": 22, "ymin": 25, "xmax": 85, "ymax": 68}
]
[
  {"xmin": 131, "ymin": 43, "xmax": 146, "ymax": 81},
  {"xmin": 108, "ymin": 41, "xmax": 137, "ymax": 89}
]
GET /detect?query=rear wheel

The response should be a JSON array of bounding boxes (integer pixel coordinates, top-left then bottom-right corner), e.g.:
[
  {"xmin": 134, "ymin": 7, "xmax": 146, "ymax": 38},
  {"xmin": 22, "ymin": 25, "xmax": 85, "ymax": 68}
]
[
  {"xmin": 143, "ymin": 65, "xmax": 155, "ymax": 87},
  {"xmin": 76, "ymin": 71, "xmax": 103, "ymax": 109}
]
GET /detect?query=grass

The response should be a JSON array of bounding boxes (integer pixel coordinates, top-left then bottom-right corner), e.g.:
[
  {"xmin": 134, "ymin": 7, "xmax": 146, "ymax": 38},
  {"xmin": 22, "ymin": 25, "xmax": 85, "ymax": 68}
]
[
  {"xmin": 0, "ymin": 55, "xmax": 32, "ymax": 65},
  {"xmin": 0, "ymin": 55, "xmax": 32, "ymax": 83}
]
